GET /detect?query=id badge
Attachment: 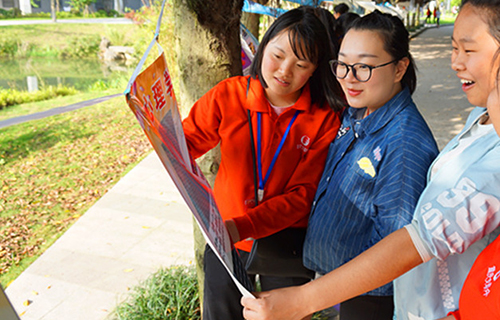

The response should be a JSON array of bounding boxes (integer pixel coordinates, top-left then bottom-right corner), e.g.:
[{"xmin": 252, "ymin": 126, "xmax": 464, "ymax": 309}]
[{"xmin": 258, "ymin": 189, "xmax": 264, "ymax": 202}]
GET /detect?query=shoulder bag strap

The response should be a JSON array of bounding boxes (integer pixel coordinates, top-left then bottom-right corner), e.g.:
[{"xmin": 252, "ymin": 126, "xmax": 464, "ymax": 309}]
[{"xmin": 246, "ymin": 77, "xmax": 259, "ymax": 206}]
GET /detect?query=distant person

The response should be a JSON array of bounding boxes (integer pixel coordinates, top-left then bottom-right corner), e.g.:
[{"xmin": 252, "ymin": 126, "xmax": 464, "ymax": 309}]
[
  {"xmin": 308, "ymin": 6, "xmax": 341, "ymax": 60},
  {"xmin": 436, "ymin": 6, "xmax": 441, "ymax": 27},
  {"xmin": 433, "ymin": 6, "xmax": 437, "ymax": 22},
  {"xmin": 335, "ymin": 11, "xmax": 360, "ymax": 41},
  {"xmin": 426, "ymin": 7, "xmax": 432, "ymax": 23},
  {"xmin": 333, "ymin": 2, "xmax": 349, "ymax": 19}
]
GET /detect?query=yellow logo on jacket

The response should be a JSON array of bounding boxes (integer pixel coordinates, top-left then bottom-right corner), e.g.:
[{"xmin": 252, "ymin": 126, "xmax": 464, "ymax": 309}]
[{"xmin": 357, "ymin": 157, "xmax": 376, "ymax": 177}]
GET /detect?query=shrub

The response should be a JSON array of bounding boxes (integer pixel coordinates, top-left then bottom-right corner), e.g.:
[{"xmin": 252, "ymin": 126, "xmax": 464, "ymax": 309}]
[
  {"xmin": 106, "ymin": 27, "xmax": 126, "ymax": 46},
  {"xmin": 111, "ymin": 265, "xmax": 201, "ymax": 320},
  {"xmin": 108, "ymin": 264, "xmax": 332, "ymax": 320},
  {"xmin": 56, "ymin": 11, "xmax": 76, "ymax": 19},
  {"xmin": 0, "ymin": 85, "xmax": 79, "ymax": 109},
  {"xmin": 60, "ymin": 35, "xmax": 100, "ymax": 58},
  {"xmin": 0, "ymin": 7, "xmax": 22, "ymax": 19},
  {"xmin": 108, "ymin": 9, "xmax": 120, "ymax": 17},
  {"xmin": 0, "ymin": 38, "xmax": 18, "ymax": 57},
  {"xmin": 15, "ymin": 41, "xmax": 34, "ymax": 58},
  {"xmin": 95, "ymin": 9, "xmax": 108, "ymax": 17},
  {"xmin": 0, "ymin": 8, "xmax": 9, "ymax": 18}
]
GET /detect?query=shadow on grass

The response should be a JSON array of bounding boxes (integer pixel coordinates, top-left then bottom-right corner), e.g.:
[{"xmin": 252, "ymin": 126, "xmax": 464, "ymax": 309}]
[{"xmin": 0, "ymin": 114, "xmax": 98, "ymax": 165}]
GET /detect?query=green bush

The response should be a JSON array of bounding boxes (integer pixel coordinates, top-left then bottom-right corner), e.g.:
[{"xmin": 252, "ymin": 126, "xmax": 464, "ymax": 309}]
[
  {"xmin": 0, "ymin": 38, "xmax": 18, "ymax": 56},
  {"xmin": 33, "ymin": 12, "xmax": 50, "ymax": 18},
  {"xmin": 95, "ymin": 9, "xmax": 108, "ymax": 17},
  {"xmin": 0, "ymin": 37, "xmax": 36, "ymax": 58},
  {"xmin": 0, "ymin": 7, "xmax": 21, "ymax": 19},
  {"xmin": 0, "ymin": 85, "xmax": 79, "ymax": 109},
  {"xmin": 107, "ymin": 9, "xmax": 120, "ymax": 17},
  {"xmin": 111, "ymin": 265, "xmax": 201, "ymax": 320},
  {"xmin": 56, "ymin": 11, "xmax": 76, "ymax": 18},
  {"xmin": 60, "ymin": 34, "xmax": 100, "ymax": 58},
  {"xmin": 0, "ymin": 8, "xmax": 9, "ymax": 18}
]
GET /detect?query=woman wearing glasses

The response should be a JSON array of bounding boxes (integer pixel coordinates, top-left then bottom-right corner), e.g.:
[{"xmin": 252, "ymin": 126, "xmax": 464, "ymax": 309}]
[{"xmin": 300, "ymin": 11, "xmax": 439, "ymax": 319}]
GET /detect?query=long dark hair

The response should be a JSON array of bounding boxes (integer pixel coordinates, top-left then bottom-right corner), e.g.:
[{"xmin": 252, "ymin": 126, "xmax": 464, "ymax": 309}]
[
  {"xmin": 347, "ymin": 10, "xmax": 418, "ymax": 94},
  {"xmin": 250, "ymin": 7, "xmax": 345, "ymax": 111}
]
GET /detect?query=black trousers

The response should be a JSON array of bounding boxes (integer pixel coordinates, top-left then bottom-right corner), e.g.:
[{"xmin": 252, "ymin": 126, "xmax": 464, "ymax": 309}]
[
  {"xmin": 340, "ymin": 294, "xmax": 394, "ymax": 320},
  {"xmin": 202, "ymin": 244, "xmax": 310, "ymax": 320}
]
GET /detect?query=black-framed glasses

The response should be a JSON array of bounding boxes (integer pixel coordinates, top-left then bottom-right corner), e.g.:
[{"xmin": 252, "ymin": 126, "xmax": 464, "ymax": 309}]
[{"xmin": 329, "ymin": 59, "xmax": 398, "ymax": 82}]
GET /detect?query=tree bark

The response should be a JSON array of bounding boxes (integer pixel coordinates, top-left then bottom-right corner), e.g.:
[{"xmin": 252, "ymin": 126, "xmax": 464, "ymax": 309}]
[
  {"xmin": 241, "ymin": 11, "xmax": 260, "ymax": 39},
  {"xmin": 51, "ymin": 0, "xmax": 57, "ymax": 22},
  {"xmin": 241, "ymin": 0, "xmax": 268, "ymax": 39},
  {"xmin": 173, "ymin": 0, "xmax": 243, "ymax": 311}
]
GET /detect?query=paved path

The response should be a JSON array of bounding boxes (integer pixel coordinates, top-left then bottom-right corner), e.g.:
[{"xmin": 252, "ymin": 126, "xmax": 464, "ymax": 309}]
[
  {"xmin": 5, "ymin": 153, "xmax": 194, "ymax": 319},
  {"xmin": 411, "ymin": 25, "xmax": 470, "ymax": 149},
  {"xmin": 4, "ymin": 24, "xmax": 472, "ymax": 320}
]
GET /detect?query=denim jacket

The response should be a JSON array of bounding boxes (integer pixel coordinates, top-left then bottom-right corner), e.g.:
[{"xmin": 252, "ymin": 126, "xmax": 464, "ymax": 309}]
[{"xmin": 303, "ymin": 87, "xmax": 438, "ymax": 296}]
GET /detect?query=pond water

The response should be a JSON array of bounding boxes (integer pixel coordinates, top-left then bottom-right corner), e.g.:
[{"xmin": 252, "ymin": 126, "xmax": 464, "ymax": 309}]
[{"xmin": 0, "ymin": 58, "xmax": 134, "ymax": 91}]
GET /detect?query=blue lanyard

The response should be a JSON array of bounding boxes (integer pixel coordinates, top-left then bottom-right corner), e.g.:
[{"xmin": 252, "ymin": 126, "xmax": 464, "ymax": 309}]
[{"xmin": 257, "ymin": 110, "xmax": 300, "ymax": 191}]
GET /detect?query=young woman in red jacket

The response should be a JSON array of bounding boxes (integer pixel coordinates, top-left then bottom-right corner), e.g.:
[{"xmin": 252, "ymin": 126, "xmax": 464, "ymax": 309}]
[{"xmin": 182, "ymin": 6, "xmax": 345, "ymax": 320}]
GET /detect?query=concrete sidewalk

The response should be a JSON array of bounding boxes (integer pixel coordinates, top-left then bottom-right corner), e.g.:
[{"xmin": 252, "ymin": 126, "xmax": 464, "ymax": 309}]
[{"xmin": 5, "ymin": 152, "xmax": 194, "ymax": 319}]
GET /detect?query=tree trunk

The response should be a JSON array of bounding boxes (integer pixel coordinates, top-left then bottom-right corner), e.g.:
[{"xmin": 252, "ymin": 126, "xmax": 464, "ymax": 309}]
[
  {"xmin": 241, "ymin": 12, "xmax": 260, "ymax": 39},
  {"xmin": 173, "ymin": 0, "xmax": 243, "ymax": 311},
  {"xmin": 51, "ymin": 0, "xmax": 57, "ymax": 22},
  {"xmin": 241, "ymin": 0, "xmax": 268, "ymax": 39}
]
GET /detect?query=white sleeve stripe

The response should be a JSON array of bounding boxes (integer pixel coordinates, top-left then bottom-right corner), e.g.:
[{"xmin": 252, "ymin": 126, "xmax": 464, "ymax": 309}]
[{"xmin": 405, "ymin": 224, "xmax": 434, "ymax": 263}]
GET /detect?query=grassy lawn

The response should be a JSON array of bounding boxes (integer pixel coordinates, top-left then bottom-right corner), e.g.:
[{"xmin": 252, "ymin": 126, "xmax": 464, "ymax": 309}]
[
  {"xmin": 419, "ymin": 13, "xmax": 457, "ymax": 26},
  {"xmin": 440, "ymin": 14, "xmax": 457, "ymax": 25},
  {"xmin": 0, "ymin": 23, "xmax": 138, "ymax": 52},
  {"xmin": 0, "ymin": 94, "xmax": 151, "ymax": 286}
]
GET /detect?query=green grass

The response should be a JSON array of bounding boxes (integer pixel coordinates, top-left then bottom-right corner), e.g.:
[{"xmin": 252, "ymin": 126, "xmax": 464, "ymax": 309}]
[
  {"xmin": 111, "ymin": 265, "xmax": 201, "ymax": 320},
  {"xmin": 0, "ymin": 94, "xmax": 151, "ymax": 286},
  {"xmin": 110, "ymin": 264, "xmax": 333, "ymax": 320},
  {"xmin": 0, "ymin": 0, "xmax": 176, "ymax": 290},
  {"xmin": 419, "ymin": 13, "xmax": 456, "ymax": 26},
  {"xmin": 0, "ymin": 23, "xmax": 139, "ymax": 58},
  {"xmin": 440, "ymin": 14, "xmax": 457, "ymax": 25}
]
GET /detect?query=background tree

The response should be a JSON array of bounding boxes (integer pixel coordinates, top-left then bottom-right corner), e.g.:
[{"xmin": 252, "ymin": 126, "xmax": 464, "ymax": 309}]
[
  {"xmin": 69, "ymin": 0, "xmax": 97, "ymax": 16},
  {"xmin": 241, "ymin": 0, "xmax": 269, "ymax": 38},
  {"xmin": 51, "ymin": 0, "xmax": 56, "ymax": 22},
  {"xmin": 172, "ymin": 0, "xmax": 243, "ymax": 309}
]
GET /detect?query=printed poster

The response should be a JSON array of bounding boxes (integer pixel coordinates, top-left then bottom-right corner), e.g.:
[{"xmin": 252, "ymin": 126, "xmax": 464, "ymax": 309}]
[
  {"xmin": 125, "ymin": 52, "xmax": 253, "ymax": 297},
  {"xmin": 240, "ymin": 23, "xmax": 259, "ymax": 76}
]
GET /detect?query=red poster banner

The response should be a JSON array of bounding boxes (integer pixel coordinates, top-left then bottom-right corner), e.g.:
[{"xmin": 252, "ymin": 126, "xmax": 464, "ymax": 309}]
[{"xmin": 125, "ymin": 52, "xmax": 253, "ymax": 297}]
